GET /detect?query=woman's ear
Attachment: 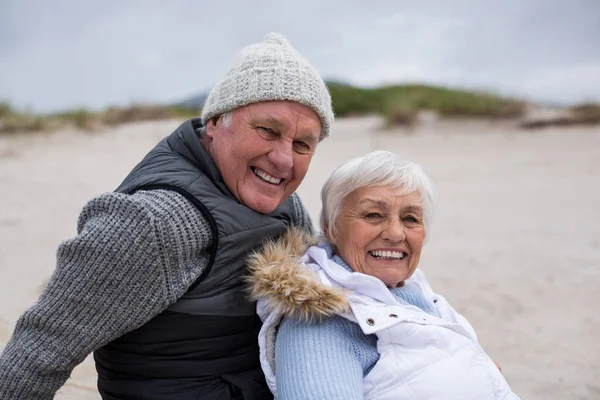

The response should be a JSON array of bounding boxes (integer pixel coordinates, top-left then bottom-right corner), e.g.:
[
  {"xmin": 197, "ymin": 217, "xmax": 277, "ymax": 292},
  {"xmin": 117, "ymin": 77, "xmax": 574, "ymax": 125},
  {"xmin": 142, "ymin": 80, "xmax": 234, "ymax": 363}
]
[{"xmin": 323, "ymin": 221, "xmax": 335, "ymax": 244}]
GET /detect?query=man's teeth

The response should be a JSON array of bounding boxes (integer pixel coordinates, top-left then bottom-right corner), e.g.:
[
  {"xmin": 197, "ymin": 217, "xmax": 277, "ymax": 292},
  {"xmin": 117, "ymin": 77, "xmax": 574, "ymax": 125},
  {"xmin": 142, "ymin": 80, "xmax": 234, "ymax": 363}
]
[
  {"xmin": 253, "ymin": 168, "xmax": 282, "ymax": 185},
  {"xmin": 370, "ymin": 250, "xmax": 405, "ymax": 260}
]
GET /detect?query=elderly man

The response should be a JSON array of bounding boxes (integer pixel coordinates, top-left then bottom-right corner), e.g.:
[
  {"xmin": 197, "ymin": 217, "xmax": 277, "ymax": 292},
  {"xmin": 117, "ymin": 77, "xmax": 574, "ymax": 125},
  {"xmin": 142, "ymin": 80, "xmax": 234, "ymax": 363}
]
[{"xmin": 0, "ymin": 33, "xmax": 333, "ymax": 400}]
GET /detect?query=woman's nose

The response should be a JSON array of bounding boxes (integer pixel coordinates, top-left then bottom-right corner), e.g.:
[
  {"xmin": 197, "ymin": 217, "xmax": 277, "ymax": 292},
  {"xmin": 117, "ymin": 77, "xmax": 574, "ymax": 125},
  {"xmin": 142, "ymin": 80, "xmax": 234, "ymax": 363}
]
[{"xmin": 382, "ymin": 220, "xmax": 406, "ymax": 242}]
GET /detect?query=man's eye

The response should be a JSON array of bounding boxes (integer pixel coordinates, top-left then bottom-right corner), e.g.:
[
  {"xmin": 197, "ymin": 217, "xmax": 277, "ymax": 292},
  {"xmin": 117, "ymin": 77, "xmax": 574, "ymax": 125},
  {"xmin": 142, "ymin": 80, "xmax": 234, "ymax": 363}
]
[
  {"xmin": 256, "ymin": 126, "xmax": 276, "ymax": 137},
  {"xmin": 293, "ymin": 141, "xmax": 312, "ymax": 153}
]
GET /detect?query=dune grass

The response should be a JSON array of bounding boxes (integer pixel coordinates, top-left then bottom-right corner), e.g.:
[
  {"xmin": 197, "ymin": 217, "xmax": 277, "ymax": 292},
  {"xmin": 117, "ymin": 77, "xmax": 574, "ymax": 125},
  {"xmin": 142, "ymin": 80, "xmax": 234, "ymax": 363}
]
[
  {"xmin": 521, "ymin": 102, "xmax": 600, "ymax": 129},
  {"xmin": 570, "ymin": 103, "xmax": 600, "ymax": 121},
  {"xmin": 0, "ymin": 102, "xmax": 198, "ymax": 134},
  {"xmin": 4, "ymin": 85, "xmax": 596, "ymax": 134},
  {"xmin": 327, "ymin": 83, "xmax": 526, "ymax": 126}
]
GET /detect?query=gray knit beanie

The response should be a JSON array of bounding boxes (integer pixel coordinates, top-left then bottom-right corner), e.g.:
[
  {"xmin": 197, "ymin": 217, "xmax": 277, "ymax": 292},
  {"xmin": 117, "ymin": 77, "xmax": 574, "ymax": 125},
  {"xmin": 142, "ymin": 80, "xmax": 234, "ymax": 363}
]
[{"xmin": 201, "ymin": 33, "xmax": 334, "ymax": 140}]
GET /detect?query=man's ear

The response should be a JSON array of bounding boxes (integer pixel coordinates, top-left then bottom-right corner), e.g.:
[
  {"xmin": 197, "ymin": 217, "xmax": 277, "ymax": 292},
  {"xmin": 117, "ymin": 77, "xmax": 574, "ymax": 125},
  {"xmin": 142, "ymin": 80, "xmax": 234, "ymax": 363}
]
[{"xmin": 205, "ymin": 117, "xmax": 219, "ymax": 139}]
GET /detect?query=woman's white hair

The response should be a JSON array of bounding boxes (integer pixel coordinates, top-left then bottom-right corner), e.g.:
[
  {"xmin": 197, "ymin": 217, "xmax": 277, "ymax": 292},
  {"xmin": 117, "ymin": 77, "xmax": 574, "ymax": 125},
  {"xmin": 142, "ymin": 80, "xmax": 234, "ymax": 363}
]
[{"xmin": 320, "ymin": 150, "xmax": 435, "ymax": 238}]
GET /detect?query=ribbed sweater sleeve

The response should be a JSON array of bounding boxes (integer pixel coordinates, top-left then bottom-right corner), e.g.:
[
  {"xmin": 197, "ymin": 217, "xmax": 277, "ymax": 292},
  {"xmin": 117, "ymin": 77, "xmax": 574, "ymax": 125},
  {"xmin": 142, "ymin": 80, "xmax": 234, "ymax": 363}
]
[
  {"xmin": 290, "ymin": 193, "xmax": 314, "ymax": 235},
  {"xmin": 0, "ymin": 189, "xmax": 213, "ymax": 399},
  {"xmin": 275, "ymin": 315, "xmax": 378, "ymax": 400}
]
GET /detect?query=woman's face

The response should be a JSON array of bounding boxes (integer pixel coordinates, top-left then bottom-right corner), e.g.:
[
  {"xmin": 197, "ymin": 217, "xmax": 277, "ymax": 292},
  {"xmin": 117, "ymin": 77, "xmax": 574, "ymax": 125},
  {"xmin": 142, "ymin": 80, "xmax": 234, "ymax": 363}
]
[{"xmin": 326, "ymin": 185, "xmax": 426, "ymax": 288}]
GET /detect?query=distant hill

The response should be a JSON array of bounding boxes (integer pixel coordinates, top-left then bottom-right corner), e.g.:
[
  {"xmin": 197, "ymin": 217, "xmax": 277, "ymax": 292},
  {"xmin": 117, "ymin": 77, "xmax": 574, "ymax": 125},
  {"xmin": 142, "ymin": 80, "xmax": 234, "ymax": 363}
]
[
  {"xmin": 324, "ymin": 82, "xmax": 527, "ymax": 120},
  {"xmin": 170, "ymin": 82, "xmax": 527, "ymax": 119},
  {"xmin": 4, "ymin": 83, "xmax": 597, "ymax": 134},
  {"xmin": 172, "ymin": 93, "xmax": 208, "ymax": 109}
]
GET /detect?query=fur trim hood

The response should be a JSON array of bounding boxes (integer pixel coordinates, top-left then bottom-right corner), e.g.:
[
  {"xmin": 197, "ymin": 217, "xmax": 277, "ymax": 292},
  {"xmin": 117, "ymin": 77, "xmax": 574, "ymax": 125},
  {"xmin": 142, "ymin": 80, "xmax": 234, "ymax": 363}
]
[{"xmin": 246, "ymin": 228, "xmax": 349, "ymax": 322}]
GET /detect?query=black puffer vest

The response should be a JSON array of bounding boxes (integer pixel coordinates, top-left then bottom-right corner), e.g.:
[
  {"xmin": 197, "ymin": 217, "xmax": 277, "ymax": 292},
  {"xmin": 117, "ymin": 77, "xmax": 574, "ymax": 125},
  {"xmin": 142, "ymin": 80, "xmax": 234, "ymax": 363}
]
[{"xmin": 94, "ymin": 119, "xmax": 295, "ymax": 399}]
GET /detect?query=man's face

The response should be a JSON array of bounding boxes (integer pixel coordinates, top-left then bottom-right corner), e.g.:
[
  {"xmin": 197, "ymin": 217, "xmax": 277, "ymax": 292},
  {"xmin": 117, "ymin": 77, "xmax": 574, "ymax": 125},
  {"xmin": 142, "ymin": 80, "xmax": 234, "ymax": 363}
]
[{"xmin": 204, "ymin": 101, "xmax": 322, "ymax": 214}]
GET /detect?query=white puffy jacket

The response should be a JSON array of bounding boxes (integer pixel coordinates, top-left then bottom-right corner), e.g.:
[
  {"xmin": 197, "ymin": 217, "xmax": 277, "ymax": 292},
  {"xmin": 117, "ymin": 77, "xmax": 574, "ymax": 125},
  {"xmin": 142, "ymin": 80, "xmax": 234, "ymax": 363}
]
[{"xmin": 248, "ymin": 229, "xmax": 520, "ymax": 400}]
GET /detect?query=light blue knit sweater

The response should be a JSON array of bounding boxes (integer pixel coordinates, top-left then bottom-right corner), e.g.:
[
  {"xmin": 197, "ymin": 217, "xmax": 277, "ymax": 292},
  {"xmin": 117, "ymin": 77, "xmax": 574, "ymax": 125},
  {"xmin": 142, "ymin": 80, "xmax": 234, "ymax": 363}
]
[{"xmin": 274, "ymin": 245, "xmax": 438, "ymax": 400}]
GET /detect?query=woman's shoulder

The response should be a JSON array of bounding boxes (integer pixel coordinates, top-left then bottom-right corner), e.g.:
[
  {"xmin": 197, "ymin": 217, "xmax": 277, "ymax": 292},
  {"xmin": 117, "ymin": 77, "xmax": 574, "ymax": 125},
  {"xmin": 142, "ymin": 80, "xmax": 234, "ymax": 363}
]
[
  {"xmin": 248, "ymin": 231, "xmax": 349, "ymax": 323},
  {"xmin": 280, "ymin": 313, "xmax": 369, "ymax": 337},
  {"xmin": 278, "ymin": 313, "xmax": 379, "ymax": 372},
  {"xmin": 407, "ymin": 268, "xmax": 437, "ymax": 294}
]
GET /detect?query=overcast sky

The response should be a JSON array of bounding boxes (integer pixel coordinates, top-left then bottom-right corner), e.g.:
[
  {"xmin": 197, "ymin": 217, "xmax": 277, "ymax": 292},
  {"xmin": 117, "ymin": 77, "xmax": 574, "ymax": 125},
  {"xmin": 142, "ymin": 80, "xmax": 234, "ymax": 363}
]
[{"xmin": 1, "ymin": 0, "xmax": 599, "ymax": 113}]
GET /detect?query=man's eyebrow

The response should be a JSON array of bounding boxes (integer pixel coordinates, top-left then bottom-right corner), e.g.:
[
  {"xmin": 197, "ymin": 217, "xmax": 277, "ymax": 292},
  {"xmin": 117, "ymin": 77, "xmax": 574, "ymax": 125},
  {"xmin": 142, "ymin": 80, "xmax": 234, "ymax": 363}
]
[
  {"xmin": 261, "ymin": 116, "xmax": 319, "ymax": 142},
  {"xmin": 297, "ymin": 132, "xmax": 319, "ymax": 143},
  {"xmin": 260, "ymin": 116, "xmax": 285, "ymax": 130}
]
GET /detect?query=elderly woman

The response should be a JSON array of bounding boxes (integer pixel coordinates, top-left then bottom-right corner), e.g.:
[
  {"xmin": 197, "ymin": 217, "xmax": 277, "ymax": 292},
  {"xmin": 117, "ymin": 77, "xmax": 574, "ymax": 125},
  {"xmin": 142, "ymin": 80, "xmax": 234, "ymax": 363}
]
[{"xmin": 248, "ymin": 150, "xmax": 519, "ymax": 400}]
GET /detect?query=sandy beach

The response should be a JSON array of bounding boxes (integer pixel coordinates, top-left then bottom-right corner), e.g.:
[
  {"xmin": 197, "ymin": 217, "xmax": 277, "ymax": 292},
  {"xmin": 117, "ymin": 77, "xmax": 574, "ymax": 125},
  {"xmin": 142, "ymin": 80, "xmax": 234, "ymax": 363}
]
[{"xmin": 1, "ymin": 117, "xmax": 599, "ymax": 399}]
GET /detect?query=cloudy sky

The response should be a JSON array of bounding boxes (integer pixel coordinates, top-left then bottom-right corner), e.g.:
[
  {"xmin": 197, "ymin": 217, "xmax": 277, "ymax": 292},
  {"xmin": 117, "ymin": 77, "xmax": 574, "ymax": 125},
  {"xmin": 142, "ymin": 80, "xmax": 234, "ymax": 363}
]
[{"xmin": 1, "ymin": 0, "xmax": 599, "ymax": 113}]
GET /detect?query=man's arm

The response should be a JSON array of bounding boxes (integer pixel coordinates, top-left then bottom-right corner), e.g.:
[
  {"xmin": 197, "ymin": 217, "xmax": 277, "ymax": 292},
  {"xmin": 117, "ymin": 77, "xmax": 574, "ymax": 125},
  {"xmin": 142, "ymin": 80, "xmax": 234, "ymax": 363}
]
[
  {"xmin": 0, "ymin": 190, "xmax": 213, "ymax": 399},
  {"xmin": 290, "ymin": 193, "xmax": 314, "ymax": 235}
]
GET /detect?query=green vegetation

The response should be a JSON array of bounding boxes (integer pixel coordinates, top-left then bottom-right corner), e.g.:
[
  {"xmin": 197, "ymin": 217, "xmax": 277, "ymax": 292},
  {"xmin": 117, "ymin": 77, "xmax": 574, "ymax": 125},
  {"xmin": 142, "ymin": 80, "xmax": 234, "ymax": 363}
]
[
  {"xmin": 0, "ymin": 102, "xmax": 14, "ymax": 118},
  {"xmin": 570, "ymin": 102, "xmax": 600, "ymax": 121},
  {"xmin": 0, "ymin": 101, "xmax": 52, "ymax": 133},
  {"xmin": 53, "ymin": 108, "xmax": 97, "ymax": 130},
  {"xmin": 4, "ymin": 84, "xmax": 597, "ymax": 134},
  {"xmin": 327, "ymin": 83, "xmax": 526, "ymax": 126},
  {"xmin": 0, "ymin": 102, "xmax": 198, "ymax": 134},
  {"xmin": 521, "ymin": 102, "xmax": 600, "ymax": 129}
]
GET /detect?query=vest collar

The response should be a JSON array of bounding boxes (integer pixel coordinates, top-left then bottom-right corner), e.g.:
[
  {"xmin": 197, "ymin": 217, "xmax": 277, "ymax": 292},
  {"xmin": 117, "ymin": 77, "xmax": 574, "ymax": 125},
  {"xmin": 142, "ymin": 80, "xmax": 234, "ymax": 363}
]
[{"xmin": 167, "ymin": 118, "xmax": 236, "ymax": 200}]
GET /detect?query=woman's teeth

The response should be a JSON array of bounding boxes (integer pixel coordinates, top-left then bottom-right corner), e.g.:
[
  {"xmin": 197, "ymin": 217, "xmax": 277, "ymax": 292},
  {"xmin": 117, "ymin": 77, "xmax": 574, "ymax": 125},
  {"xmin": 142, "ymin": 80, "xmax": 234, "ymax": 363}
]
[
  {"xmin": 370, "ymin": 250, "xmax": 405, "ymax": 260},
  {"xmin": 253, "ymin": 168, "xmax": 282, "ymax": 185}
]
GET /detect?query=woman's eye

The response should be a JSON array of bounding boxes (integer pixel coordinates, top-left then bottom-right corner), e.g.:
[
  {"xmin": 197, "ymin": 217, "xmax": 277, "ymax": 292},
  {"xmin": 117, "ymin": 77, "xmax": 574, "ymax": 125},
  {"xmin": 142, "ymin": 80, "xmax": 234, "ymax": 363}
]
[
  {"xmin": 365, "ymin": 212, "xmax": 383, "ymax": 219},
  {"xmin": 403, "ymin": 215, "xmax": 420, "ymax": 224}
]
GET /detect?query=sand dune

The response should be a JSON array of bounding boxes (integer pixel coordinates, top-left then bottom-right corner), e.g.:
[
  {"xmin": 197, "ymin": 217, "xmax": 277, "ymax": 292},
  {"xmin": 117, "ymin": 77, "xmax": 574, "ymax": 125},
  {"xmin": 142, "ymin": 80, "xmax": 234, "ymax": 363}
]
[{"xmin": 1, "ymin": 117, "xmax": 599, "ymax": 399}]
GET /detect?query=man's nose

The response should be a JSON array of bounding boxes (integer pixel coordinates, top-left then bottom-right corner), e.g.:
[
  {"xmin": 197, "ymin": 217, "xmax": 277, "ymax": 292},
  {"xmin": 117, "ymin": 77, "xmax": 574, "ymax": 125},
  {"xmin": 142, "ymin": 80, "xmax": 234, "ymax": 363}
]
[{"xmin": 267, "ymin": 141, "xmax": 294, "ymax": 170}]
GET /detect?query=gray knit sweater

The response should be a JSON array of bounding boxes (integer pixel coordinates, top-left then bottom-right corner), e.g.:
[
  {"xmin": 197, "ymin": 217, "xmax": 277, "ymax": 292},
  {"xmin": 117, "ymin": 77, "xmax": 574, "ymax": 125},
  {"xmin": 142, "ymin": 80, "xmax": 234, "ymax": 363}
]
[{"xmin": 0, "ymin": 189, "xmax": 313, "ymax": 399}]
